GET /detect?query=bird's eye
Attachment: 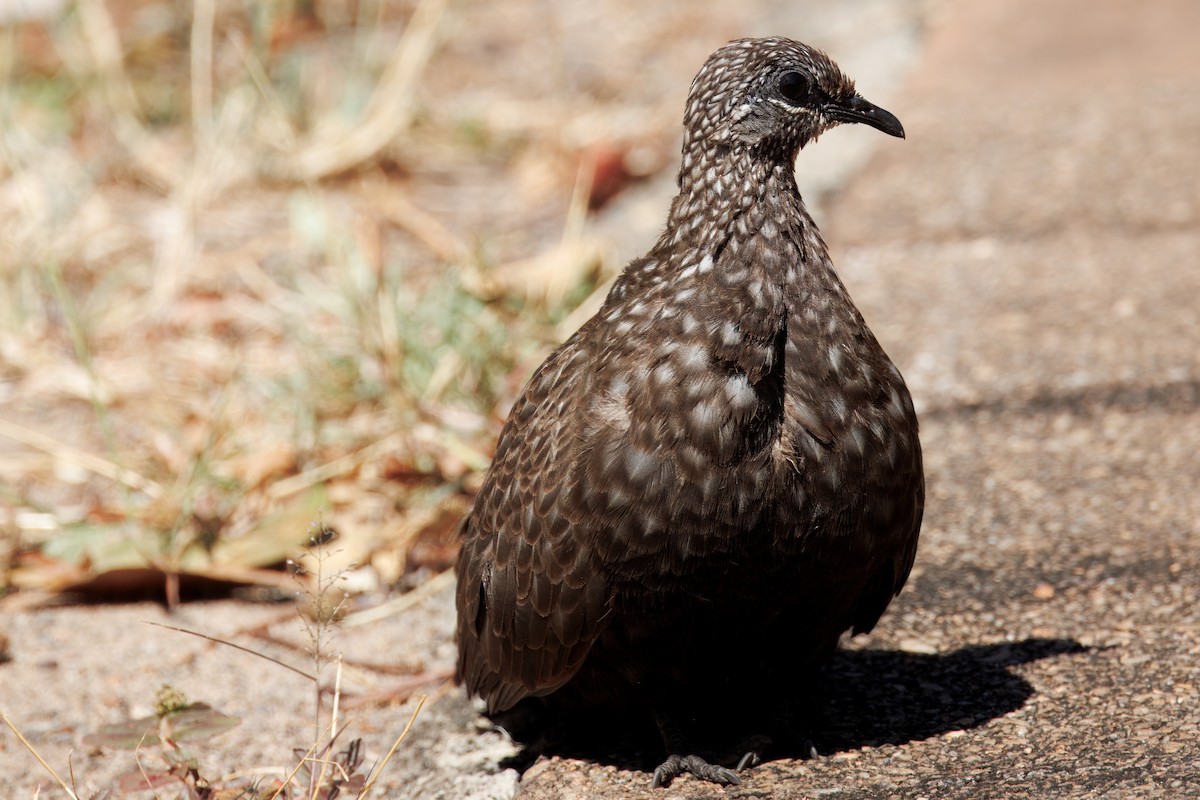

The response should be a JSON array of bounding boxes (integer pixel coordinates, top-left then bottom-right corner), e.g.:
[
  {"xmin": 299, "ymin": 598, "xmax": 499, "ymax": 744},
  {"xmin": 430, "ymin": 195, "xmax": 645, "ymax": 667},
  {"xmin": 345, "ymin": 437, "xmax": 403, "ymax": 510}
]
[{"xmin": 778, "ymin": 70, "xmax": 813, "ymax": 105}]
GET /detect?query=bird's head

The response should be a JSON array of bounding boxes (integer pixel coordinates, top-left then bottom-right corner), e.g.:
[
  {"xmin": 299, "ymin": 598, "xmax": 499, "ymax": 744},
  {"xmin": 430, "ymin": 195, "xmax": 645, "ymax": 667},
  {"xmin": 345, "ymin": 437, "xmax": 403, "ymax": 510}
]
[{"xmin": 681, "ymin": 37, "xmax": 904, "ymax": 161}]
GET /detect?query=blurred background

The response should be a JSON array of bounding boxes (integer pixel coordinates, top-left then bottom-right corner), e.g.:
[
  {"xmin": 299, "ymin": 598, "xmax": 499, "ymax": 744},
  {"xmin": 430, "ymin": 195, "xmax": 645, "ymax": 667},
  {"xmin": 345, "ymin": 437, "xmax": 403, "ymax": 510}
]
[{"xmin": 0, "ymin": 0, "xmax": 927, "ymax": 602}]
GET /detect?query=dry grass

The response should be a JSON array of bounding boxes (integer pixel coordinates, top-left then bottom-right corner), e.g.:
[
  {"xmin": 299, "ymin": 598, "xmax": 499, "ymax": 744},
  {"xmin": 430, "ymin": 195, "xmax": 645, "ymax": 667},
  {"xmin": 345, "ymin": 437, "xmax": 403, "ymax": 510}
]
[
  {"xmin": 0, "ymin": 1, "xmax": 721, "ymax": 789},
  {"xmin": 0, "ymin": 0, "xmax": 636, "ymax": 598}
]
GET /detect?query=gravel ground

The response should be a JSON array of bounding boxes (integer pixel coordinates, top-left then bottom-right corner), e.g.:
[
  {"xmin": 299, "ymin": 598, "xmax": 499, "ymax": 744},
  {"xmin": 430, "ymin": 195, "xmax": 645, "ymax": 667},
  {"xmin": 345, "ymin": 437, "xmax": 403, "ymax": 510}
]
[{"xmin": 3, "ymin": 0, "xmax": 1198, "ymax": 798}]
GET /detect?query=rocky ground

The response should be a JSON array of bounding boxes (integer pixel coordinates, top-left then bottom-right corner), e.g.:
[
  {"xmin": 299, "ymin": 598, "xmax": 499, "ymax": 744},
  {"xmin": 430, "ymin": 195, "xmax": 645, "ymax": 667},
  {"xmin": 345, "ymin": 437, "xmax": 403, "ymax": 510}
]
[{"xmin": 3, "ymin": 0, "xmax": 1197, "ymax": 798}]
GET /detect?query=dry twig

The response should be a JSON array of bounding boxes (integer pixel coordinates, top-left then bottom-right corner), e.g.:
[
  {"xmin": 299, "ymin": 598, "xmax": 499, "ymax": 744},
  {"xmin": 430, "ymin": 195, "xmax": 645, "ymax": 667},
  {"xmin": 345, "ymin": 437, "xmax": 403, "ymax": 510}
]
[{"xmin": 286, "ymin": 0, "xmax": 452, "ymax": 180}]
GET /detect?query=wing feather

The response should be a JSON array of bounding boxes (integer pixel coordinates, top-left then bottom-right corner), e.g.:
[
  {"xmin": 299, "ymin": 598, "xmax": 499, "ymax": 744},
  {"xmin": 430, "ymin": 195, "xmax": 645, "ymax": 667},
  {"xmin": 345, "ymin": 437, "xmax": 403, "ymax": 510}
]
[{"xmin": 455, "ymin": 338, "xmax": 616, "ymax": 712}]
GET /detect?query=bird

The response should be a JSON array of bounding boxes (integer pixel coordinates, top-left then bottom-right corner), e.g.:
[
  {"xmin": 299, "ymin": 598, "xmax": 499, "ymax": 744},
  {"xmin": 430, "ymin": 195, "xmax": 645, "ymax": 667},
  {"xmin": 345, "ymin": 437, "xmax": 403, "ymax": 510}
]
[{"xmin": 455, "ymin": 36, "xmax": 923, "ymax": 788}]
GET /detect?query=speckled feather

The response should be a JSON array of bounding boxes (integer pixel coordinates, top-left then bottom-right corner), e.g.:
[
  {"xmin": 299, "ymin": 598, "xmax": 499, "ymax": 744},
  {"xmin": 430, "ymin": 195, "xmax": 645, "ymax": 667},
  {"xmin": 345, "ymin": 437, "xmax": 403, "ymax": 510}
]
[{"xmin": 456, "ymin": 37, "xmax": 923, "ymax": 721}]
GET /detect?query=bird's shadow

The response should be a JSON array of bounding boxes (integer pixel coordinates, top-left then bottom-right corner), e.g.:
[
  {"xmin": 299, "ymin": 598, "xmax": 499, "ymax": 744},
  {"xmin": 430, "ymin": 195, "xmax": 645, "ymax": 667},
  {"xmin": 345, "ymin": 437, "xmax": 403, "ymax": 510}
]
[
  {"xmin": 499, "ymin": 637, "xmax": 1087, "ymax": 775},
  {"xmin": 811, "ymin": 637, "xmax": 1087, "ymax": 752}
]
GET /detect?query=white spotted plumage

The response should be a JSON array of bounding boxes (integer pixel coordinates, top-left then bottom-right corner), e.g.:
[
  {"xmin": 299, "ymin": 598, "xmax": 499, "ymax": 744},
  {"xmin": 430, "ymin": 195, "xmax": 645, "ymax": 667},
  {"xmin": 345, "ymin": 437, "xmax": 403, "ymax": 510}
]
[{"xmin": 457, "ymin": 36, "xmax": 923, "ymax": 789}]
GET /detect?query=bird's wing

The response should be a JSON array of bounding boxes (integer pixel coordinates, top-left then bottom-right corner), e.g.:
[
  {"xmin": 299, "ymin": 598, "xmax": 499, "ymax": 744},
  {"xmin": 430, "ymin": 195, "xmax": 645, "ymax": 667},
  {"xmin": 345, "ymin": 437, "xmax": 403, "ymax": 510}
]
[
  {"xmin": 456, "ymin": 341, "xmax": 612, "ymax": 713},
  {"xmin": 850, "ymin": 386, "xmax": 925, "ymax": 635}
]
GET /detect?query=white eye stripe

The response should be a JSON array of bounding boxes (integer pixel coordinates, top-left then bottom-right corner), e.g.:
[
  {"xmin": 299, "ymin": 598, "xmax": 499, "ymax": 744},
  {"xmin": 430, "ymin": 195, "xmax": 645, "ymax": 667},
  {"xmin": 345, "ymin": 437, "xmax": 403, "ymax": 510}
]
[{"xmin": 767, "ymin": 97, "xmax": 817, "ymax": 114}]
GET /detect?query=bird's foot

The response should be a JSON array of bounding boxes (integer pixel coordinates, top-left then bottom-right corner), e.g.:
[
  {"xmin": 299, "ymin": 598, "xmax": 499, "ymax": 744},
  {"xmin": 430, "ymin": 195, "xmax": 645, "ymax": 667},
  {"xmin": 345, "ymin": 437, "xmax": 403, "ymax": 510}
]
[{"xmin": 652, "ymin": 753, "xmax": 741, "ymax": 788}]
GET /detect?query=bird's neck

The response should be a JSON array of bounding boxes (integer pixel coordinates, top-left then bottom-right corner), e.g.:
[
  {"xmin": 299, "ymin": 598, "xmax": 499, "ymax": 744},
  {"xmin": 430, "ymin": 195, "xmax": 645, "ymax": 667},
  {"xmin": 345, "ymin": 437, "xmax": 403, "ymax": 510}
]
[
  {"xmin": 658, "ymin": 145, "xmax": 862, "ymax": 337},
  {"xmin": 652, "ymin": 148, "xmax": 830, "ymax": 273},
  {"xmin": 664, "ymin": 150, "xmax": 808, "ymax": 251}
]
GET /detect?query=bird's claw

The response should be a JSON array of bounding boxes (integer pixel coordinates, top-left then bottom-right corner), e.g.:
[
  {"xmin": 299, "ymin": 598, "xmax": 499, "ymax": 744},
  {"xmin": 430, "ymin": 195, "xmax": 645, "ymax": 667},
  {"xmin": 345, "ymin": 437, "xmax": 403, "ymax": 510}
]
[
  {"xmin": 736, "ymin": 749, "xmax": 762, "ymax": 771},
  {"xmin": 735, "ymin": 733, "xmax": 772, "ymax": 770},
  {"xmin": 652, "ymin": 754, "xmax": 741, "ymax": 788}
]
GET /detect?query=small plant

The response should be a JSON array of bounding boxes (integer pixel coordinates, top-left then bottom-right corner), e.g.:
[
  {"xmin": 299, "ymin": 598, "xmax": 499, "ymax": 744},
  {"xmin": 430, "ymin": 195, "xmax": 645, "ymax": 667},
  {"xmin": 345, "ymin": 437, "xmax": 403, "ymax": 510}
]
[
  {"xmin": 76, "ymin": 520, "xmax": 423, "ymax": 798},
  {"xmin": 83, "ymin": 685, "xmax": 241, "ymax": 796},
  {"xmin": 291, "ymin": 737, "xmax": 369, "ymax": 800},
  {"xmin": 288, "ymin": 519, "xmax": 351, "ymax": 749},
  {"xmin": 84, "ymin": 683, "xmax": 376, "ymax": 798}
]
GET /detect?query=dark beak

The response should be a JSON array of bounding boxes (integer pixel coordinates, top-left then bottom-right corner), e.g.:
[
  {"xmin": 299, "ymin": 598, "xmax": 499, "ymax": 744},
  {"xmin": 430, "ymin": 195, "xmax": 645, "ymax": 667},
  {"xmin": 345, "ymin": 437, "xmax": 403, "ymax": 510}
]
[{"xmin": 826, "ymin": 95, "xmax": 905, "ymax": 139}]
